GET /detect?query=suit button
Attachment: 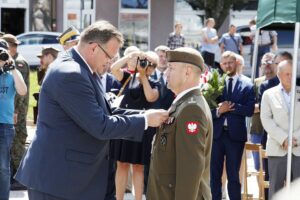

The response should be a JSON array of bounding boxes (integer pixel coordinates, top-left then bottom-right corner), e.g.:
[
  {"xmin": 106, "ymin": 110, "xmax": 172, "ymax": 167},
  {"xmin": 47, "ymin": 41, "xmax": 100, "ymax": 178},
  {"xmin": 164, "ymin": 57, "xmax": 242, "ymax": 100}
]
[{"xmin": 168, "ymin": 183, "xmax": 173, "ymax": 188}]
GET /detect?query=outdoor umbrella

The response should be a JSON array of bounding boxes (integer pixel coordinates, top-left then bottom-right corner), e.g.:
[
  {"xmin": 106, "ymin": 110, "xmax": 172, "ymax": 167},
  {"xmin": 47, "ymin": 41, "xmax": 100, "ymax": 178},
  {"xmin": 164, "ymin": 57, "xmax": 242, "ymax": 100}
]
[{"xmin": 254, "ymin": 0, "xmax": 300, "ymax": 189}]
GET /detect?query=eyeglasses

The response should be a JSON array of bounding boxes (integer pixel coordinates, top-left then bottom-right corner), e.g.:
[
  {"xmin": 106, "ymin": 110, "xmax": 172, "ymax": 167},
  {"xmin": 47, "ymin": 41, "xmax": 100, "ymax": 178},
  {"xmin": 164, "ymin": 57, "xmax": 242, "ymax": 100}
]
[
  {"xmin": 148, "ymin": 62, "xmax": 157, "ymax": 68},
  {"xmin": 90, "ymin": 42, "xmax": 113, "ymax": 59}
]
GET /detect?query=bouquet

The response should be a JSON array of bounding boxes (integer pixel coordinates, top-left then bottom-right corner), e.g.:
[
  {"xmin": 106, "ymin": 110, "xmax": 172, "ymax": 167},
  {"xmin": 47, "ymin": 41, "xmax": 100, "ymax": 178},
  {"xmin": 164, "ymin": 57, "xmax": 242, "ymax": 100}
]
[{"xmin": 201, "ymin": 69, "xmax": 227, "ymax": 109}]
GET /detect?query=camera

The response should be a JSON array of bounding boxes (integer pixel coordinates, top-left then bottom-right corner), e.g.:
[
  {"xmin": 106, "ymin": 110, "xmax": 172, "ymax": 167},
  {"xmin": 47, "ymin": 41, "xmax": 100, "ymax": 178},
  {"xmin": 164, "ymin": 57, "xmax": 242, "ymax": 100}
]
[
  {"xmin": 0, "ymin": 63, "xmax": 15, "ymax": 75},
  {"xmin": 138, "ymin": 57, "xmax": 149, "ymax": 68},
  {"xmin": 0, "ymin": 50, "xmax": 9, "ymax": 62}
]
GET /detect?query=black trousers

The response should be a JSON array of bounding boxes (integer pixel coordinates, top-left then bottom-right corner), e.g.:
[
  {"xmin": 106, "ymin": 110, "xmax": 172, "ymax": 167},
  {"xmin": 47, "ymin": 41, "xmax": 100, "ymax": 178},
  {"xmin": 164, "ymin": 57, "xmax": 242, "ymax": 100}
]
[{"xmin": 28, "ymin": 189, "xmax": 67, "ymax": 200}]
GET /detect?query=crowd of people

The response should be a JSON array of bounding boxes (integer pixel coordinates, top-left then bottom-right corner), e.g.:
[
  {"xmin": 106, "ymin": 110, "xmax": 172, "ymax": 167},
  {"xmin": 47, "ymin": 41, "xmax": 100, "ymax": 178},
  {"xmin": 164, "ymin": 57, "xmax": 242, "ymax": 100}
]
[{"xmin": 0, "ymin": 16, "xmax": 298, "ymax": 200}]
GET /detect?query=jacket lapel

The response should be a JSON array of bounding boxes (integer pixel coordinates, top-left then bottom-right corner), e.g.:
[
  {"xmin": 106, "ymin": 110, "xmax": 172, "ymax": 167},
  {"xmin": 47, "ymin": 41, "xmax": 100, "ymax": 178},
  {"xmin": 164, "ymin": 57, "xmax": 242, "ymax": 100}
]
[{"xmin": 69, "ymin": 48, "xmax": 112, "ymax": 114}]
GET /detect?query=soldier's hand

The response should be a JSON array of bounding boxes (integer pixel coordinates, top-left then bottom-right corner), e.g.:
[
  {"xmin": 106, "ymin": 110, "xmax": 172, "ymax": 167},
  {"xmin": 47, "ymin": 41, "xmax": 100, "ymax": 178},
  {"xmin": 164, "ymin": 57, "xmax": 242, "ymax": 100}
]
[{"xmin": 145, "ymin": 109, "xmax": 169, "ymax": 127}]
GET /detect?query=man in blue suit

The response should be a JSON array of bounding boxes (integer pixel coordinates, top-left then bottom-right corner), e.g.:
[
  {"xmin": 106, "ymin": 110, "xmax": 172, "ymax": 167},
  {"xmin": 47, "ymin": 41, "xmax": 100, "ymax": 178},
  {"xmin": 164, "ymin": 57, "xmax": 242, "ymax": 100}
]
[
  {"xmin": 210, "ymin": 51, "xmax": 255, "ymax": 200},
  {"xmin": 151, "ymin": 45, "xmax": 175, "ymax": 110},
  {"xmin": 15, "ymin": 20, "xmax": 169, "ymax": 200}
]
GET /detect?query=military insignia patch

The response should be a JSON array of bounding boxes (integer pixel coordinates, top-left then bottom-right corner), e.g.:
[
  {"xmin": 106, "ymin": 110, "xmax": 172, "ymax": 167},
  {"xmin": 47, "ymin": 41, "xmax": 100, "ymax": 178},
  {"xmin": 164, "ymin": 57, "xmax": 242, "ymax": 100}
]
[
  {"xmin": 186, "ymin": 122, "xmax": 199, "ymax": 135},
  {"xmin": 18, "ymin": 64, "xmax": 24, "ymax": 68},
  {"xmin": 160, "ymin": 134, "xmax": 167, "ymax": 145}
]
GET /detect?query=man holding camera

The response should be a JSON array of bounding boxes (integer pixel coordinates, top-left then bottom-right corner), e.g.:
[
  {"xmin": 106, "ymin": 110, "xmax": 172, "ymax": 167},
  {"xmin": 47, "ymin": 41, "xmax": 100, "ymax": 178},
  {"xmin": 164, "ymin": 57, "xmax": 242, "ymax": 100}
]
[
  {"xmin": 2, "ymin": 34, "xmax": 30, "ymax": 190},
  {"xmin": 0, "ymin": 39, "xmax": 27, "ymax": 200}
]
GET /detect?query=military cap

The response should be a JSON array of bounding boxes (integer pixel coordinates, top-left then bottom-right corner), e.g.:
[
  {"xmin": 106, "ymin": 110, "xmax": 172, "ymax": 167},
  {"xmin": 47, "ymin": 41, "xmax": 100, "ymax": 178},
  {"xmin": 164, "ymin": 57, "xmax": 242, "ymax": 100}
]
[
  {"xmin": 37, "ymin": 46, "xmax": 60, "ymax": 58},
  {"xmin": 2, "ymin": 34, "xmax": 21, "ymax": 45},
  {"xmin": 0, "ymin": 39, "xmax": 9, "ymax": 51},
  {"xmin": 57, "ymin": 26, "xmax": 80, "ymax": 45},
  {"xmin": 166, "ymin": 47, "xmax": 205, "ymax": 71}
]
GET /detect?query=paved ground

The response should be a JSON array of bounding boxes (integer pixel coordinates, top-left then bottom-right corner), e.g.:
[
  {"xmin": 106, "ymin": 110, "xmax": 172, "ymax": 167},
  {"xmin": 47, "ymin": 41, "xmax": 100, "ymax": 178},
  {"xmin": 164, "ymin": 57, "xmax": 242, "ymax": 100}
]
[{"xmin": 10, "ymin": 124, "xmax": 259, "ymax": 200}]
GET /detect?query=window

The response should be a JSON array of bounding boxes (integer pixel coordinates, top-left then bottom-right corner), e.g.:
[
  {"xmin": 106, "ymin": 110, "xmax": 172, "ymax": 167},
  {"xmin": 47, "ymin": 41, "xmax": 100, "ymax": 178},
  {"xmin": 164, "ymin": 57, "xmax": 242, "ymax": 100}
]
[
  {"xmin": 119, "ymin": 0, "xmax": 150, "ymax": 52},
  {"xmin": 121, "ymin": 0, "xmax": 148, "ymax": 9},
  {"xmin": 41, "ymin": 35, "xmax": 58, "ymax": 44},
  {"xmin": 175, "ymin": 0, "xmax": 204, "ymax": 49},
  {"xmin": 64, "ymin": 0, "xmax": 95, "ymax": 31}
]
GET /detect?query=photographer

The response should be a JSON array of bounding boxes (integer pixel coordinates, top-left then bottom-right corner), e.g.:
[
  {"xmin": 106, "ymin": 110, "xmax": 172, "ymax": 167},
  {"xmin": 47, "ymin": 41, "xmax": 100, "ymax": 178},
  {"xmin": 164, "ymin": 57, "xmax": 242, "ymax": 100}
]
[
  {"xmin": 2, "ymin": 34, "xmax": 30, "ymax": 190},
  {"xmin": 110, "ymin": 46, "xmax": 159, "ymax": 200},
  {"xmin": 0, "ymin": 39, "xmax": 27, "ymax": 199}
]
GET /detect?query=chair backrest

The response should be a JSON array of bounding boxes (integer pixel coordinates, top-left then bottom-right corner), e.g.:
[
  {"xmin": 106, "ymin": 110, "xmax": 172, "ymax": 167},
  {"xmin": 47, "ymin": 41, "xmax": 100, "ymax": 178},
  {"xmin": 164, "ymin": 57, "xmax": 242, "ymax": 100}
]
[{"xmin": 245, "ymin": 143, "xmax": 261, "ymax": 152}]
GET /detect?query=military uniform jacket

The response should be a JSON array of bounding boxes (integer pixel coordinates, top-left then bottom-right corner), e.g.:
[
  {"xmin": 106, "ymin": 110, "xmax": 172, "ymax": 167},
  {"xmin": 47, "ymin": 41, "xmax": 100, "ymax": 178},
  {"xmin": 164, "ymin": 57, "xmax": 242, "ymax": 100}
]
[
  {"xmin": 13, "ymin": 53, "xmax": 30, "ymax": 115},
  {"xmin": 147, "ymin": 89, "xmax": 213, "ymax": 200}
]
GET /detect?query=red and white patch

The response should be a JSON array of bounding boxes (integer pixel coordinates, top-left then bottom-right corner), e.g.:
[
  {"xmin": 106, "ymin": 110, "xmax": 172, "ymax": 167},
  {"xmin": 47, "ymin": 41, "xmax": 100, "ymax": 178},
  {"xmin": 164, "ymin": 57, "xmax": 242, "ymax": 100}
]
[
  {"xmin": 18, "ymin": 64, "xmax": 24, "ymax": 68},
  {"xmin": 185, "ymin": 122, "xmax": 200, "ymax": 135}
]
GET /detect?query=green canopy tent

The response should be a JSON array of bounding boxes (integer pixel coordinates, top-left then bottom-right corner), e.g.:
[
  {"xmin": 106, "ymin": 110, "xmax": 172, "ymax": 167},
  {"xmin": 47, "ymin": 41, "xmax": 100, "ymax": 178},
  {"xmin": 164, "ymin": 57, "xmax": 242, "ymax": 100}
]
[{"xmin": 253, "ymin": 0, "xmax": 300, "ymax": 190}]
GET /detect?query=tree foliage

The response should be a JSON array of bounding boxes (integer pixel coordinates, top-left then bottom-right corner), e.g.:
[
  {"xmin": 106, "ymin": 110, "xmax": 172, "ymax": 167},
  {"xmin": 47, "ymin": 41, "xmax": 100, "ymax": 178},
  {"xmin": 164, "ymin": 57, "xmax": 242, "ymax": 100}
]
[{"xmin": 185, "ymin": 0, "xmax": 251, "ymax": 30}]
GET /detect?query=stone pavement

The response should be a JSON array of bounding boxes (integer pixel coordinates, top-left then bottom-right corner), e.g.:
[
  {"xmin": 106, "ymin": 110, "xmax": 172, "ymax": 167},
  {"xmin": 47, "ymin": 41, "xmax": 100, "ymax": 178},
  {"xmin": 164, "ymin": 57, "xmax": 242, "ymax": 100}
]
[{"xmin": 10, "ymin": 124, "xmax": 259, "ymax": 200}]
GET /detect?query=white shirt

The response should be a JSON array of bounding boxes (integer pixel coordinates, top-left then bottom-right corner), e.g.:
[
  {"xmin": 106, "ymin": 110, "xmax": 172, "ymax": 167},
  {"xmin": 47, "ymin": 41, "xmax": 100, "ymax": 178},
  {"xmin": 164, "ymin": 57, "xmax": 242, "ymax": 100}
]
[
  {"xmin": 155, "ymin": 68, "xmax": 166, "ymax": 84},
  {"xmin": 218, "ymin": 74, "xmax": 239, "ymax": 125},
  {"xmin": 172, "ymin": 86, "xmax": 201, "ymax": 105},
  {"xmin": 74, "ymin": 47, "xmax": 93, "ymax": 74},
  {"xmin": 101, "ymin": 72, "xmax": 107, "ymax": 92},
  {"xmin": 226, "ymin": 74, "xmax": 239, "ymax": 94},
  {"xmin": 279, "ymin": 83, "xmax": 291, "ymax": 112}
]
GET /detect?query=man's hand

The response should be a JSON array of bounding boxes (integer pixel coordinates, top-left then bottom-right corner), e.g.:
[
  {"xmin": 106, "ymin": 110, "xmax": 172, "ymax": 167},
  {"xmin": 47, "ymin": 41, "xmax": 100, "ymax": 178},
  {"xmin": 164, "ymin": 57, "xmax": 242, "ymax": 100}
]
[
  {"xmin": 145, "ymin": 109, "xmax": 169, "ymax": 127},
  {"xmin": 282, "ymin": 137, "xmax": 298, "ymax": 151},
  {"xmin": 292, "ymin": 137, "xmax": 298, "ymax": 148},
  {"xmin": 218, "ymin": 101, "xmax": 235, "ymax": 114},
  {"xmin": 282, "ymin": 139, "xmax": 288, "ymax": 151}
]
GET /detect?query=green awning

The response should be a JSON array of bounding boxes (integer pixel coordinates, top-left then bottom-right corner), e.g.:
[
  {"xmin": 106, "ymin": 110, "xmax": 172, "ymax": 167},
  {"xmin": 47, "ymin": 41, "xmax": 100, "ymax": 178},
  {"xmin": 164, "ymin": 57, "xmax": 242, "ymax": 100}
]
[{"xmin": 257, "ymin": 0, "xmax": 300, "ymax": 29}]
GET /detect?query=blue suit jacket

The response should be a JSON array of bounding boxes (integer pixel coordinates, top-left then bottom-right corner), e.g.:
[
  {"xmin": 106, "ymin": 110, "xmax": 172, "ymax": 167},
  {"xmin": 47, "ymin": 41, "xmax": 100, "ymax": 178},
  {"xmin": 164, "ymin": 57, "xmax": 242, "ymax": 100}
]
[
  {"xmin": 105, "ymin": 73, "xmax": 121, "ymax": 94},
  {"xmin": 150, "ymin": 71, "xmax": 175, "ymax": 110},
  {"xmin": 16, "ymin": 48, "xmax": 145, "ymax": 200},
  {"xmin": 211, "ymin": 76, "xmax": 255, "ymax": 142}
]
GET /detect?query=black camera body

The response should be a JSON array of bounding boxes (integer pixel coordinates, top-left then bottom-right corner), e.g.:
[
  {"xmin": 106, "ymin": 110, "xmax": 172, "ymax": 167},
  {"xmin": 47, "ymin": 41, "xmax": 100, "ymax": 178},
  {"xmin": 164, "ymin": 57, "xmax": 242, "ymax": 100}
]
[
  {"xmin": 0, "ymin": 63, "xmax": 15, "ymax": 75},
  {"xmin": 0, "ymin": 51, "xmax": 9, "ymax": 62},
  {"xmin": 138, "ymin": 57, "xmax": 149, "ymax": 68}
]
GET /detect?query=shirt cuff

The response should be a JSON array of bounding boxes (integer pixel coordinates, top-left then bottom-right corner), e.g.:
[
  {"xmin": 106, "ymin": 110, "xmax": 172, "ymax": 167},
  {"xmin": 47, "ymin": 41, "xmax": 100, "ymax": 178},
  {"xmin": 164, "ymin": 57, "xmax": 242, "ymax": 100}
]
[
  {"xmin": 143, "ymin": 114, "xmax": 148, "ymax": 130},
  {"xmin": 216, "ymin": 109, "xmax": 221, "ymax": 118}
]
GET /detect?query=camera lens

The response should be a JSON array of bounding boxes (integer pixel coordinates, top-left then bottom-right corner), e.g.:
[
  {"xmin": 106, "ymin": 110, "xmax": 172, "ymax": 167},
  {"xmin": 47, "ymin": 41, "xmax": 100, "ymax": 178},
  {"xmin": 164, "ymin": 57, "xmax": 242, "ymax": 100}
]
[
  {"xmin": 0, "ymin": 52, "xmax": 9, "ymax": 61},
  {"xmin": 139, "ymin": 58, "xmax": 148, "ymax": 68}
]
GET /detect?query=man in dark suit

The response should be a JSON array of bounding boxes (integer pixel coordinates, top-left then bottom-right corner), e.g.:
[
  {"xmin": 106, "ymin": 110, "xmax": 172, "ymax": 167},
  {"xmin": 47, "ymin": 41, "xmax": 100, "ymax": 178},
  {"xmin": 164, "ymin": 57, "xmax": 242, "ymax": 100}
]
[
  {"xmin": 98, "ymin": 56, "xmax": 121, "ymax": 200},
  {"xmin": 15, "ymin": 20, "xmax": 168, "ymax": 200},
  {"xmin": 210, "ymin": 51, "xmax": 255, "ymax": 200},
  {"xmin": 151, "ymin": 45, "xmax": 175, "ymax": 110}
]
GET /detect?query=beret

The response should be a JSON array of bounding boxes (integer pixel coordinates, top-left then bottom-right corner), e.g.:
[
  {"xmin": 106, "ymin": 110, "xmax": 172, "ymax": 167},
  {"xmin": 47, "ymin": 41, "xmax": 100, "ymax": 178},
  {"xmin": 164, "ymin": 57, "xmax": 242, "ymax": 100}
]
[
  {"xmin": 166, "ymin": 47, "xmax": 204, "ymax": 71},
  {"xmin": 37, "ymin": 46, "xmax": 60, "ymax": 58}
]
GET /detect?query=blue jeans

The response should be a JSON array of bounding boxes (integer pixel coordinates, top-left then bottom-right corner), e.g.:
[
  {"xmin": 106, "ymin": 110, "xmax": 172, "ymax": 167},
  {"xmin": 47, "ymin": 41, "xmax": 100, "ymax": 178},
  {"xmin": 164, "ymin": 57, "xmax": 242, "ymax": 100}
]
[
  {"xmin": 0, "ymin": 124, "xmax": 15, "ymax": 200},
  {"xmin": 250, "ymin": 133, "xmax": 263, "ymax": 171}
]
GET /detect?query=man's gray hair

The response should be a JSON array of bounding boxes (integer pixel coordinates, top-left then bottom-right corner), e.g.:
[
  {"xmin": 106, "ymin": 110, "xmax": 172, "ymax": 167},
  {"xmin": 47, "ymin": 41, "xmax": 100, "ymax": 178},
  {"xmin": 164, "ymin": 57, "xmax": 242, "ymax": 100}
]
[
  {"xmin": 80, "ymin": 20, "xmax": 124, "ymax": 46},
  {"xmin": 277, "ymin": 59, "xmax": 293, "ymax": 73}
]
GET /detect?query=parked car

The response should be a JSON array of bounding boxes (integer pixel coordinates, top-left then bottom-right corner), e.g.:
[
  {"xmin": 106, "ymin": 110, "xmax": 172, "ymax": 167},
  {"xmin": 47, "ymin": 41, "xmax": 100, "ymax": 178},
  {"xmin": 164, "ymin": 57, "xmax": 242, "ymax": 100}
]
[
  {"xmin": 236, "ymin": 25, "xmax": 299, "ymax": 77},
  {"xmin": 16, "ymin": 32, "xmax": 63, "ymax": 68}
]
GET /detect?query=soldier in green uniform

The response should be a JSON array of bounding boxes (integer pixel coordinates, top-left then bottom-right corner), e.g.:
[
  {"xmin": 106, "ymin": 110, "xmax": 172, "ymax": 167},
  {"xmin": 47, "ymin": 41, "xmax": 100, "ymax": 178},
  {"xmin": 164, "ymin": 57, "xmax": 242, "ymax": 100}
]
[
  {"xmin": 2, "ymin": 34, "xmax": 30, "ymax": 189},
  {"xmin": 147, "ymin": 47, "xmax": 213, "ymax": 200}
]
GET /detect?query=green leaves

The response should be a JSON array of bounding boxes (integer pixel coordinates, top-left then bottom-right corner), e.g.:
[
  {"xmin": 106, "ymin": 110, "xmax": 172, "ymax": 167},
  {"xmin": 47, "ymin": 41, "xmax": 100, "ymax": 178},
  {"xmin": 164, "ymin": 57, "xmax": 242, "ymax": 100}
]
[{"xmin": 202, "ymin": 69, "xmax": 227, "ymax": 109}]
